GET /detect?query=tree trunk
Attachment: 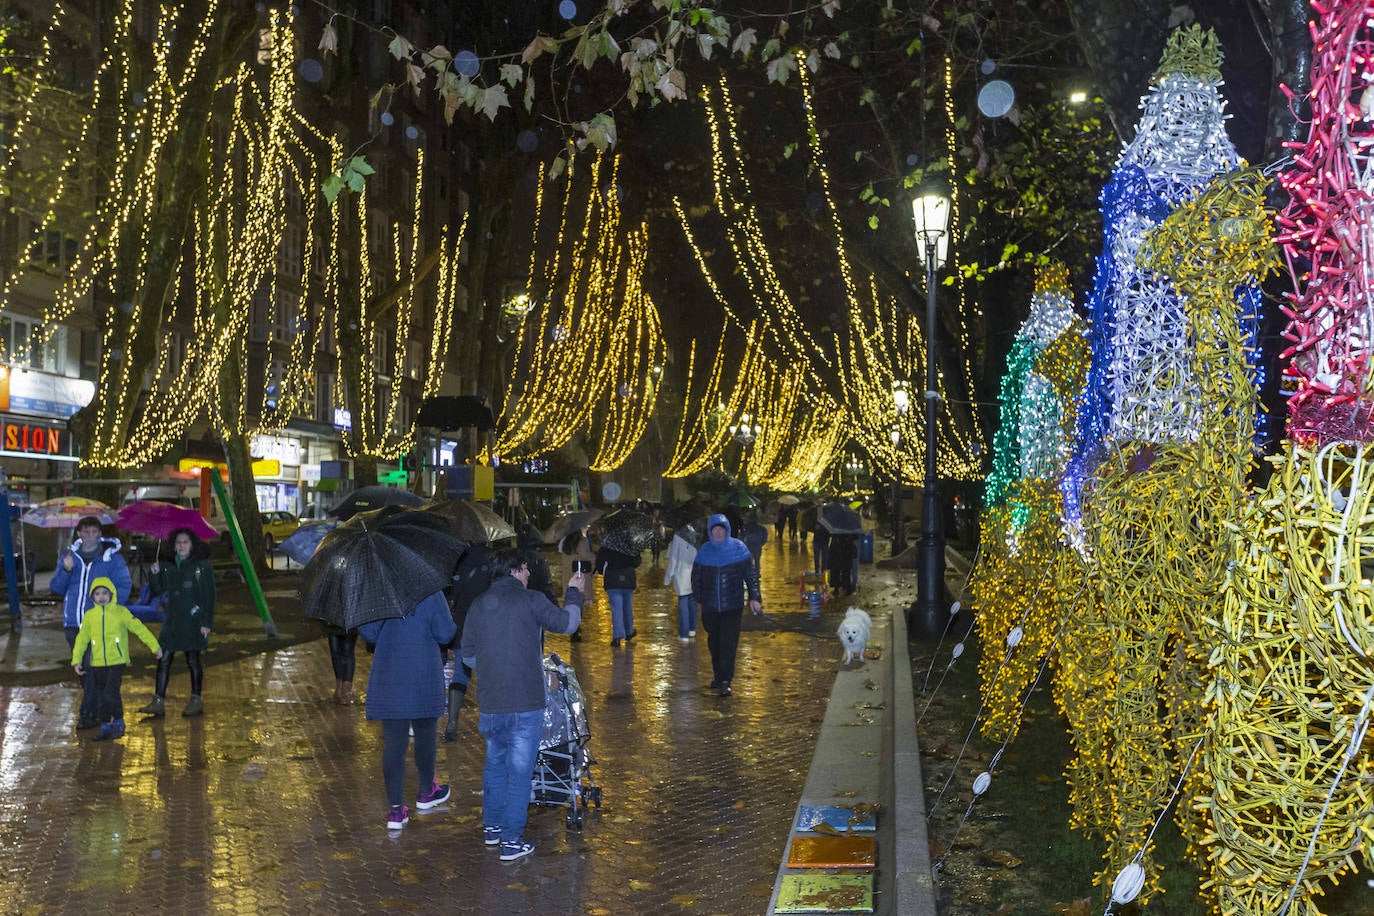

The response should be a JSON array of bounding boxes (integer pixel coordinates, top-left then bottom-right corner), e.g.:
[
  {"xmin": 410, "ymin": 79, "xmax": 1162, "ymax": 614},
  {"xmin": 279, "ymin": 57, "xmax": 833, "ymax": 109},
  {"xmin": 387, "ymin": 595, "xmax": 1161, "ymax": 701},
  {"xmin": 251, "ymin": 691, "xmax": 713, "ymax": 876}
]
[
  {"xmin": 1065, "ymin": 0, "xmax": 1176, "ymax": 142},
  {"xmin": 354, "ymin": 453, "xmax": 378, "ymax": 489},
  {"xmin": 222, "ymin": 430, "xmax": 267, "ymax": 573}
]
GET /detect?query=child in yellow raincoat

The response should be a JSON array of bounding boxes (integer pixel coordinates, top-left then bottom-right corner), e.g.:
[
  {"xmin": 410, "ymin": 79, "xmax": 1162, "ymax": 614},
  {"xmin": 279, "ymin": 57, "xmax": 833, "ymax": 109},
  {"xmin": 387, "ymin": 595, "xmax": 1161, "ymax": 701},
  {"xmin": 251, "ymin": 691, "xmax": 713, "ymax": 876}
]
[{"xmin": 72, "ymin": 575, "xmax": 161, "ymax": 741}]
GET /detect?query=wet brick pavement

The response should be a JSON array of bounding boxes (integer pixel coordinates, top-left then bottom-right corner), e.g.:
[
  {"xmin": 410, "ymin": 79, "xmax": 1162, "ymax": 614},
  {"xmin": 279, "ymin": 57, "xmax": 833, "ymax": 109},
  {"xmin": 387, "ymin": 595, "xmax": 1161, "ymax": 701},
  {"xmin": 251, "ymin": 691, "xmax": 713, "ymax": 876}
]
[{"xmin": 0, "ymin": 537, "xmax": 905, "ymax": 915}]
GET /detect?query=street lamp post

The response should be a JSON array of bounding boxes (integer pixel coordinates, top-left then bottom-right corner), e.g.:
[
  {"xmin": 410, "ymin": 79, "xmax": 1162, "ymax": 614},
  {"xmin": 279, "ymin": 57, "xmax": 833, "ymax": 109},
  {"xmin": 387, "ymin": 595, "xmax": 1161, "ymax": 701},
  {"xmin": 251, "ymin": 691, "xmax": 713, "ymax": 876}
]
[
  {"xmin": 911, "ymin": 190, "xmax": 951, "ymax": 633},
  {"xmin": 891, "ymin": 380, "xmax": 910, "ymax": 556}
]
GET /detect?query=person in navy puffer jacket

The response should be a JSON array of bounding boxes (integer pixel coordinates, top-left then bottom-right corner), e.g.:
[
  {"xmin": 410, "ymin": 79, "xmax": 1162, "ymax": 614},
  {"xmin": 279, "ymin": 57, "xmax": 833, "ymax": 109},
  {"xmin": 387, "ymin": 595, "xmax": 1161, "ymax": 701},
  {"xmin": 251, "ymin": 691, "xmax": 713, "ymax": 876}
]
[
  {"xmin": 690, "ymin": 514, "xmax": 762, "ymax": 696},
  {"xmin": 50, "ymin": 516, "xmax": 132, "ymax": 731}
]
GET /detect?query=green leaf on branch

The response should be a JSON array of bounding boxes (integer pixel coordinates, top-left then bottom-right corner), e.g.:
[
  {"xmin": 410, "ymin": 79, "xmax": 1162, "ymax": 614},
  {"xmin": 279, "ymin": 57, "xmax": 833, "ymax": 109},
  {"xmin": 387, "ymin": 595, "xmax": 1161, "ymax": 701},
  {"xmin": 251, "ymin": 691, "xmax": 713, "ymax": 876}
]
[
  {"xmin": 321, "ymin": 173, "xmax": 346, "ymax": 204},
  {"xmin": 731, "ymin": 28, "xmax": 758, "ymax": 59},
  {"xmin": 867, "ymin": 214, "xmax": 879, "ymax": 230},
  {"xmin": 478, "ymin": 84, "xmax": 509, "ymax": 121},
  {"xmin": 500, "ymin": 63, "xmax": 524, "ymax": 86},
  {"xmin": 783, "ymin": 142, "xmax": 797, "ymax": 159},
  {"xmin": 765, "ymin": 54, "xmax": 797, "ymax": 85},
  {"xmin": 347, "ymin": 157, "xmax": 374, "ymax": 177},
  {"xmin": 584, "ymin": 112, "xmax": 618, "ymax": 151},
  {"xmin": 388, "ymin": 34, "xmax": 415, "ymax": 60}
]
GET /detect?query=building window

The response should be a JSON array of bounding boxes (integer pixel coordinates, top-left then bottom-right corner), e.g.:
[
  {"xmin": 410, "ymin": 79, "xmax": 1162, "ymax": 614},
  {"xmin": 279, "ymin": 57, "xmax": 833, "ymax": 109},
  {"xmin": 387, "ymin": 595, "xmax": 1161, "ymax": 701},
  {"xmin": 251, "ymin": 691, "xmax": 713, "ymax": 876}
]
[
  {"xmin": 273, "ymin": 291, "xmax": 298, "ymax": 342},
  {"xmin": 250, "ymin": 284, "xmax": 270, "ymax": 343},
  {"xmin": 278, "ymin": 225, "xmax": 303, "ymax": 279},
  {"xmin": 79, "ymin": 329, "xmax": 100, "ymax": 381},
  {"xmin": 0, "ymin": 313, "xmax": 65, "ymax": 373},
  {"xmin": 316, "ymin": 372, "xmax": 333, "ymax": 422}
]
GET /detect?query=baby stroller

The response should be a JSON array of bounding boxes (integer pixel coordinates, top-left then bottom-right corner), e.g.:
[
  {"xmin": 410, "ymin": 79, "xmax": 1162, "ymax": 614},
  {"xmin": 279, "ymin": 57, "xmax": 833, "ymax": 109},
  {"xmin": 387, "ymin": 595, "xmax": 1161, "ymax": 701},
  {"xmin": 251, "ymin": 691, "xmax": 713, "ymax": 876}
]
[{"xmin": 530, "ymin": 652, "xmax": 602, "ymax": 829}]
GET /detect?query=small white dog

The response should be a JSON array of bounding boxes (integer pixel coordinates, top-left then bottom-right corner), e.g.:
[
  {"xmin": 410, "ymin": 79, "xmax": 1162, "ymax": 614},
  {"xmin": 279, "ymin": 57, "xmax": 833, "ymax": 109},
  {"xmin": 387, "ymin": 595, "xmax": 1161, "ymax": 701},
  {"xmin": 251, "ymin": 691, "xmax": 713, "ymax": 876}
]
[{"xmin": 837, "ymin": 607, "xmax": 872, "ymax": 665}]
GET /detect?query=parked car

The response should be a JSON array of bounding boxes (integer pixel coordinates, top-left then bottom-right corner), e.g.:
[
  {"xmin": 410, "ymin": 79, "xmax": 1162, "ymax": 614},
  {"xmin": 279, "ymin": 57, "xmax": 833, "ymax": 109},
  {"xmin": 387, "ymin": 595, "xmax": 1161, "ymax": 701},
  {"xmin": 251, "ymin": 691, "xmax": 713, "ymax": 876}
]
[{"xmin": 261, "ymin": 511, "xmax": 301, "ymax": 552}]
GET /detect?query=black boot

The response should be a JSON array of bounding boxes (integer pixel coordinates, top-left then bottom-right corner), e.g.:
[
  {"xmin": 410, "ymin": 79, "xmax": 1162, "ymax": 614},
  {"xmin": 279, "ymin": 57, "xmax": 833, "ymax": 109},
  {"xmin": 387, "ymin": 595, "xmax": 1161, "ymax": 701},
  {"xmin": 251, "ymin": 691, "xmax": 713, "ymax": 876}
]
[{"xmin": 442, "ymin": 685, "xmax": 465, "ymax": 743}]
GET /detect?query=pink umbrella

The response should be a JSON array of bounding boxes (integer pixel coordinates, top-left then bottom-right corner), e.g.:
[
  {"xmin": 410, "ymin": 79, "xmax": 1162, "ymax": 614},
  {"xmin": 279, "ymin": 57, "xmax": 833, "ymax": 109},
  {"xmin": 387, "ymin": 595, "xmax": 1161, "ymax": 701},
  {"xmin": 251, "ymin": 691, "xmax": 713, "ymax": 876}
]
[{"xmin": 115, "ymin": 500, "xmax": 219, "ymax": 542}]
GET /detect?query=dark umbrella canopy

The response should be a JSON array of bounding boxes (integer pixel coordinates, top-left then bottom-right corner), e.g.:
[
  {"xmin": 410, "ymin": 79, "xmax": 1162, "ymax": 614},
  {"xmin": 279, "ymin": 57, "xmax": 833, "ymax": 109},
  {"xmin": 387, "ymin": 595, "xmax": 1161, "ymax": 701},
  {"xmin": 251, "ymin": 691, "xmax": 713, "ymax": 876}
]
[
  {"xmin": 724, "ymin": 491, "xmax": 758, "ymax": 509},
  {"xmin": 542, "ymin": 508, "xmax": 603, "ymax": 546},
  {"xmin": 818, "ymin": 502, "xmax": 864, "ymax": 535},
  {"xmin": 674, "ymin": 517, "xmax": 711, "ymax": 548},
  {"xmin": 301, "ymin": 506, "xmax": 467, "ymax": 631},
  {"xmin": 594, "ymin": 508, "xmax": 655, "ymax": 555},
  {"xmin": 279, "ymin": 520, "xmax": 338, "ymax": 565},
  {"xmin": 423, "ymin": 499, "xmax": 516, "ymax": 544},
  {"xmin": 328, "ymin": 486, "xmax": 425, "ymax": 522}
]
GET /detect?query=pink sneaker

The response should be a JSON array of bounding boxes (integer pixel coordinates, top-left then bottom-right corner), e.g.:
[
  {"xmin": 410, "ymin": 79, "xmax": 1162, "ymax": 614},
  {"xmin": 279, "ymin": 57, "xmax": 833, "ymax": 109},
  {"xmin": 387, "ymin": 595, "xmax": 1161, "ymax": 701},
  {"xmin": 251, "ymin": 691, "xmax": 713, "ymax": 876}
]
[
  {"xmin": 417, "ymin": 781, "xmax": 451, "ymax": 810},
  {"xmin": 387, "ymin": 805, "xmax": 409, "ymax": 829}
]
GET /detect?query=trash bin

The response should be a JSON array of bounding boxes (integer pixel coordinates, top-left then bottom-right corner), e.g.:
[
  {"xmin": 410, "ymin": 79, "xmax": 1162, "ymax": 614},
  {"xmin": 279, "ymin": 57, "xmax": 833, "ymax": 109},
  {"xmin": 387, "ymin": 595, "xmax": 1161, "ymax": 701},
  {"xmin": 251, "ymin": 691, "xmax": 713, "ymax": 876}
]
[{"xmin": 859, "ymin": 531, "xmax": 874, "ymax": 564}]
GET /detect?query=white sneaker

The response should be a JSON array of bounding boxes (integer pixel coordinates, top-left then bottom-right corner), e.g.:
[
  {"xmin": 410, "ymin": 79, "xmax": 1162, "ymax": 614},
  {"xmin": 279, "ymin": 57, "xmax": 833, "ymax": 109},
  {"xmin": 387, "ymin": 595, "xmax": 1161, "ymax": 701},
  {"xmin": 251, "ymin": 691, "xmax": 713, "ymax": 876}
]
[{"xmin": 689, "ymin": 630, "xmax": 697, "ymax": 636}]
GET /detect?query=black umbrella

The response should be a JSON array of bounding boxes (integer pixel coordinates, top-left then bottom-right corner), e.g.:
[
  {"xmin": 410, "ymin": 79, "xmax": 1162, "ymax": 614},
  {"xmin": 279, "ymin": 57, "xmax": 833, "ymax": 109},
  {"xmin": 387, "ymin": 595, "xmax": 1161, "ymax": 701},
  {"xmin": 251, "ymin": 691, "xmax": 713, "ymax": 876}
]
[
  {"xmin": 301, "ymin": 506, "xmax": 467, "ymax": 631},
  {"xmin": 674, "ymin": 517, "xmax": 710, "ymax": 548},
  {"xmin": 594, "ymin": 508, "xmax": 655, "ymax": 555},
  {"xmin": 328, "ymin": 485, "xmax": 425, "ymax": 522},
  {"xmin": 818, "ymin": 502, "xmax": 864, "ymax": 535},
  {"xmin": 542, "ymin": 508, "xmax": 603, "ymax": 546},
  {"xmin": 422, "ymin": 498, "xmax": 516, "ymax": 544}
]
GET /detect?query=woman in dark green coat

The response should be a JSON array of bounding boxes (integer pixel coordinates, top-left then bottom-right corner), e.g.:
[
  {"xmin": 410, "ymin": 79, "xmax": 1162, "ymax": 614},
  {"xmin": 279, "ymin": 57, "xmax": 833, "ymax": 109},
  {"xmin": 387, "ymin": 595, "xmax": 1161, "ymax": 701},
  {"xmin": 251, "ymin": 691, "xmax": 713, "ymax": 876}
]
[{"xmin": 138, "ymin": 528, "xmax": 216, "ymax": 718}]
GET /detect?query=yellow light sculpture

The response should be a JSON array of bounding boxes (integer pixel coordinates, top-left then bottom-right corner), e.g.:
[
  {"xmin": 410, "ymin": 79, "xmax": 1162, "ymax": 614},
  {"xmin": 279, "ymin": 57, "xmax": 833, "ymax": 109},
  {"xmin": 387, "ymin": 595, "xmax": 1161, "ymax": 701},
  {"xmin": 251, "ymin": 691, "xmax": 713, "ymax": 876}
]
[{"xmin": 1058, "ymin": 168, "xmax": 1275, "ymax": 903}]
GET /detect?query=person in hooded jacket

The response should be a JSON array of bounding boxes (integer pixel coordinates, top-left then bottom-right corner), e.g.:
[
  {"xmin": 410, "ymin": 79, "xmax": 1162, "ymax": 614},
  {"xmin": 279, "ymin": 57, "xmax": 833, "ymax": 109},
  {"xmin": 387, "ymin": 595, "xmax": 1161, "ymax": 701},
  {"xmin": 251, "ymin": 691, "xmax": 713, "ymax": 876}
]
[
  {"xmin": 690, "ymin": 514, "xmax": 762, "ymax": 696},
  {"xmin": 71, "ymin": 576, "xmax": 161, "ymax": 741},
  {"xmin": 50, "ymin": 515, "xmax": 133, "ymax": 730},
  {"xmin": 140, "ymin": 527, "xmax": 216, "ymax": 718}
]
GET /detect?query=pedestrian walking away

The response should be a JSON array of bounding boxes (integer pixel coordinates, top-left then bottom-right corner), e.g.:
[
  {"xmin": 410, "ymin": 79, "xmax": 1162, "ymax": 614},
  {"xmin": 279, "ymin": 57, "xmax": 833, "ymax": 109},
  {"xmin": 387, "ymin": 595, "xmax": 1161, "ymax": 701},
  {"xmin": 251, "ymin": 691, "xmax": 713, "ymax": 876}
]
[
  {"xmin": 740, "ymin": 511, "xmax": 769, "ymax": 576},
  {"xmin": 441, "ymin": 541, "xmax": 494, "ymax": 742},
  {"xmin": 663, "ymin": 530, "xmax": 699, "ymax": 641},
  {"xmin": 595, "ymin": 543, "xmax": 640, "ymax": 647},
  {"xmin": 71, "ymin": 576, "xmax": 162, "ymax": 741},
  {"xmin": 461, "ymin": 549, "xmax": 584, "ymax": 861},
  {"xmin": 690, "ymin": 514, "xmax": 762, "ymax": 697},
  {"xmin": 325, "ymin": 624, "xmax": 358, "ymax": 704},
  {"xmin": 51, "ymin": 515, "xmax": 133, "ymax": 731},
  {"xmin": 140, "ymin": 528, "xmax": 216, "ymax": 719},
  {"xmin": 359, "ymin": 590, "xmax": 458, "ymax": 831}
]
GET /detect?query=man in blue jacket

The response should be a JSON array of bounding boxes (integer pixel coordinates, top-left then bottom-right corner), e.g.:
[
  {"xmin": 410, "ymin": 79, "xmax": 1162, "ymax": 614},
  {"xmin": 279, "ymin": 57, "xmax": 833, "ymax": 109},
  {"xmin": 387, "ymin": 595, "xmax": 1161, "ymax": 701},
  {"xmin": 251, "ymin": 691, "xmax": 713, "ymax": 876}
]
[
  {"xmin": 691, "ymin": 513, "xmax": 762, "ymax": 697},
  {"xmin": 461, "ymin": 549, "xmax": 583, "ymax": 862},
  {"xmin": 50, "ymin": 516, "xmax": 132, "ymax": 730}
]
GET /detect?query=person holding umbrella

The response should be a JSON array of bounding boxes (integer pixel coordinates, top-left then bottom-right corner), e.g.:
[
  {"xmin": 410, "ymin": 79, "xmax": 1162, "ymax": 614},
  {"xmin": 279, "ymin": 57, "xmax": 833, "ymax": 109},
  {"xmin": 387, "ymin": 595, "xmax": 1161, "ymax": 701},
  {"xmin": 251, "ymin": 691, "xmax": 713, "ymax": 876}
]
[
  {"xmin": 690, "ymin": 514, "xmax": 762, "ymax": 697},
  {"xmin": 139, "ymin": 528, "xmax": 216, "ymax": 718},
  {"xmin": 359, "ymin": 590, "xmax": 456, "ymax": 831},
  {"xmin": 50, "ymin": 515, "xmax": 132, "ymax": 731},
  {"xmin": 557, "ymin": 524, "xmax": 595, "ymax": 642},
  {"xmin": 596, "ymin": 542, "xmax": 641, "ymax": 648},
  {"xmin": 460, "ymin": 549, "xmax": 584, "ymax": 860}
]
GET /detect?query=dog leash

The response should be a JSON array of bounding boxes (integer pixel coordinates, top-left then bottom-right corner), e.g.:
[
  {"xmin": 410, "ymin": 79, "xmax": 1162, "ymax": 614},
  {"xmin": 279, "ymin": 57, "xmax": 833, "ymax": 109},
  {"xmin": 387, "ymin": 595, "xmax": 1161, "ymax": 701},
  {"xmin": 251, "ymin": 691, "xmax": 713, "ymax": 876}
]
[{"xmin": 755, "ymin": 609, "xmax": 829, "ymax": 639}]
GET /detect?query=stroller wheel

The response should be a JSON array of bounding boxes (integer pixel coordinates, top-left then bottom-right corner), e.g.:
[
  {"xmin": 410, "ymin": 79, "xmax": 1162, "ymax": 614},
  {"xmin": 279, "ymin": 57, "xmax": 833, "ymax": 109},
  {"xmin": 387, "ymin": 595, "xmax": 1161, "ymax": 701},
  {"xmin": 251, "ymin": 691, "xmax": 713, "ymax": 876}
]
[
  {"xmin": 591, "ymin": 786, "xmax": 603, "ymax": 807},
  {"xmin": 566, "ymin": 809, "xmax": 584, "ymax": 830}
]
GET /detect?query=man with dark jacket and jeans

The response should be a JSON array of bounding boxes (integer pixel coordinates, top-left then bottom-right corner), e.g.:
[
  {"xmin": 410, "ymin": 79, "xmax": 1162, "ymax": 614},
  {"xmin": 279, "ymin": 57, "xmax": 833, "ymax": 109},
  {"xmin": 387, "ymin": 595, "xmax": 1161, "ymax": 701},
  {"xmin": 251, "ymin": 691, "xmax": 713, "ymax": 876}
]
[
  {"xmin": 461, "ymin": 549, "xmax": 583, "ymax": 862},
  {"xmin": 690, "ymin": 514, "xmax": 762, "ymax": 697},
  {"xmin": 51, "ymin": 516, "xmax": 132, "ymax": 730}
]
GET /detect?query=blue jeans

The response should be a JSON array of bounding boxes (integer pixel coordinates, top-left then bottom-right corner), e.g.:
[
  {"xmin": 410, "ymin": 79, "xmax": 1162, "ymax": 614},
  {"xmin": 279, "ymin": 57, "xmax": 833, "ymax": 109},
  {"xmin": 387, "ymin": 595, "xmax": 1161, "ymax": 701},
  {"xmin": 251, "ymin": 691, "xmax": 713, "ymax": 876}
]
[
  {"xmin": 606, "ymin": 589, "xmax": 634, "ymax": 639},
  {"xmin": 479, "ymin": 709, "xmax": 544, "ymax": 843},
  {"xmin": 677, "ymin": 595, "xmax": 697, "ymax": 638}
]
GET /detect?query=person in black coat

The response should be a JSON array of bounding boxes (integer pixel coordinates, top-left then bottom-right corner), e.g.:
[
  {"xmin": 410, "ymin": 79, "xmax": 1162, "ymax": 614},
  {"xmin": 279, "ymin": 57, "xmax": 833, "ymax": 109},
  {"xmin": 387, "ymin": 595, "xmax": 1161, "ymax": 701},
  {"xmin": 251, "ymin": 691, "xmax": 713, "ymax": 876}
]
[
  {"xmin": 595, "ymin": 544, "xmax": 641, "ymax": 648},
  {"xmin": 518, "ymin": 524, "xmax": 557, "ymax": 602},
  {"xmin": 827, "ymin": 533, "xmax": 857, "ymax": 596},
  {"xmin": 441, "ymin": 541, "xmax": 493, "ymax": 742}
]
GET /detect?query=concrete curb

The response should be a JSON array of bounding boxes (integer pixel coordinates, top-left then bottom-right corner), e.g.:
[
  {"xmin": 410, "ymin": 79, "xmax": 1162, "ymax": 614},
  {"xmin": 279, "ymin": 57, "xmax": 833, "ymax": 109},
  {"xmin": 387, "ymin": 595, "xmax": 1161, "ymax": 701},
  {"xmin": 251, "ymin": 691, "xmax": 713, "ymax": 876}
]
[{"xmin": 766, "ymin": 606, "xmax": 937, "ymax": 915}]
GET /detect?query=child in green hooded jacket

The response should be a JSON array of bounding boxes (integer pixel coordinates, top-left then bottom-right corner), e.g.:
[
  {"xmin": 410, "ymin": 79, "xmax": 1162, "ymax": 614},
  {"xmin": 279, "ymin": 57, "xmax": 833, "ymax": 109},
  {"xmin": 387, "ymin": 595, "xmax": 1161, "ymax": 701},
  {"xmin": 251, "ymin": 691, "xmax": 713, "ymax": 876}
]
[{"xmin": 72, "ymin": 575, "xmax": 162, "ymax": 741}]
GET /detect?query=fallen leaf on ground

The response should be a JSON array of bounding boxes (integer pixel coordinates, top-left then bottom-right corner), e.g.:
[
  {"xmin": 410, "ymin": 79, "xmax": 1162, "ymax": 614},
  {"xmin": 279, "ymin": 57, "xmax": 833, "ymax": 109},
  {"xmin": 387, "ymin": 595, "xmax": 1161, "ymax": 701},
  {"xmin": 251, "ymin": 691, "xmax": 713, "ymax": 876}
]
[
  {"xmin": 629, "ymin": 879, "xmax": 653, "ymax": 891},
  {"xmin": 1052, "ymin": 899, "xmax": 1093, "ymax": 916},
  {"xmin": 810, "ymin": 822, "xmax": 841, "ymax": 836},
  {"xmin": 982, "ymin": 849, "xmax": 1022, "ymax": 868},
  {"xmin": 670, "ymin": 894, "xmax": 697, "ymax": 907},
  {"xmin": 506, "ymin": 883, "xmax": 529, "ymax": 892},
  {"xmin": 731, "ymin": 799, "xmax": 747, "ymax": 810}
]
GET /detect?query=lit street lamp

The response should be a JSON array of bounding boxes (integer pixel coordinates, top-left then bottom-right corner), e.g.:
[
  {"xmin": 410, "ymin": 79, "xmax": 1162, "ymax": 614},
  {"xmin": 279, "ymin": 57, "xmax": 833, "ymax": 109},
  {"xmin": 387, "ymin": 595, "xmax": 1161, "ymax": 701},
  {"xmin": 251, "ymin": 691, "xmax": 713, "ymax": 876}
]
[
  {"xmin": 891, "ymin": 380, "xmax": 910, "ymax": 556},
  {"xmin": 912, "ymin": 189, "xmax": 950, "ymax": 633},
  {"xmin": 730, "ymin": 413, "xmax": 762, "ymax": 483}
]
